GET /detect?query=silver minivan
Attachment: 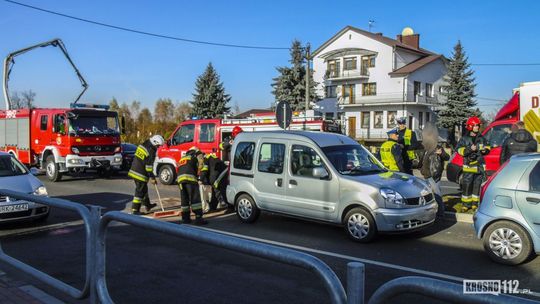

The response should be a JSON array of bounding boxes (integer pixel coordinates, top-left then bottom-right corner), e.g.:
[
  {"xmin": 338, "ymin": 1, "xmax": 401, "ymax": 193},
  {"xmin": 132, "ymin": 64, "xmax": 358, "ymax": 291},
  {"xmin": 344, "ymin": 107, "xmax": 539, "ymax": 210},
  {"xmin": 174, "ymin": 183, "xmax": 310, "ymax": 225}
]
[{"xmin": 226, "ymin": 131, "xmax": 437, "ymax": 242}]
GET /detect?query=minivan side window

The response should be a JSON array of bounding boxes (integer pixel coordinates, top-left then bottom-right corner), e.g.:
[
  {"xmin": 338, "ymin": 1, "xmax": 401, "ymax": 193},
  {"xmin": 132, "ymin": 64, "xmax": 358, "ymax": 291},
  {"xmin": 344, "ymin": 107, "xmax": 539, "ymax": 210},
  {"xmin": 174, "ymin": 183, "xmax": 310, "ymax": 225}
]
[
  {"xmin": 172, "ymin": 124, "xmax": 195, "ymax": 145},
  {"xmin": 200, "ymin": 123, "xmax": 215, "ymax": 143},
  {"xmin": 291, "ymin": 145, "xmax": 325, "ymax": 178},
  {"xmin": 530, "ymin": 162, "xmax": 540, "ymax": 192},
  {"xmin": 258, "ymin": 143, "xmax": 285, "ymax": 174},
  {"xmin": 234, "ymin": 142, "xmax": 255, "ymax": 170}
]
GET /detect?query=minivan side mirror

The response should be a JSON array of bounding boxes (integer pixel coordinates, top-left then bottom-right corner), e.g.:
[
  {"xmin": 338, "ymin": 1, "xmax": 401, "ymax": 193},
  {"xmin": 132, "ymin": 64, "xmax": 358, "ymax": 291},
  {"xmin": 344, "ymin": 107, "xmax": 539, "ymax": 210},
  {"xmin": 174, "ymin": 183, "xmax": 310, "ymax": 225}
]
[{"xmin": 312, "ymin": 167, "xmax": 329, "ymax": 179}]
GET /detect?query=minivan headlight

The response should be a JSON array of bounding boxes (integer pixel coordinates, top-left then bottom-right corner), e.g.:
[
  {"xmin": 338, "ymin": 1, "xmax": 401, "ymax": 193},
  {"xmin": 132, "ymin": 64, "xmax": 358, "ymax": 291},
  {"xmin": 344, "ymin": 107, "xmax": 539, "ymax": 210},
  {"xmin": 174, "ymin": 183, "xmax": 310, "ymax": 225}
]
[
  {"xmin": 33, "ymin": 186, "xmax": 48, "ymax": 196},
  {"xmin": 380, "ymin": 188, "xmax": 404, "ymax": 205}
]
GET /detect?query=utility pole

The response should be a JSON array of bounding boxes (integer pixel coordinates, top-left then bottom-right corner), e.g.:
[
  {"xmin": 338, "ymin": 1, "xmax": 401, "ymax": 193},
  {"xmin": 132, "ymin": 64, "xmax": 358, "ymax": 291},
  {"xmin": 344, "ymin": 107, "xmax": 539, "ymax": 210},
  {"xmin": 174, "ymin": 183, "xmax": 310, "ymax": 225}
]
[{"xmin": 305, "ymin": 43, "xmax": 311, "ymax": 115}]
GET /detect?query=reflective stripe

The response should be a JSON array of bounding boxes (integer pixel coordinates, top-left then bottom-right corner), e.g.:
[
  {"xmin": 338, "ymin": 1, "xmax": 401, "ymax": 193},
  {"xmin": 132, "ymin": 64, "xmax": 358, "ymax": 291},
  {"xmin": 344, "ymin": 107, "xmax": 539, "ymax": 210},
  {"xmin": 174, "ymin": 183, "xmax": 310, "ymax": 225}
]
[
  {"xmin": 177, "ymin": 174, "xmax": 197, "ymax": 183},
  {"xmin": 145, "ymin": 165, "xmax": 153, "ymax": 172},
  {"xmin": 461, "ymin": 196, "xmax": 474, "ymax": 203},
  {"xmin": 135, "ymin": 145, "xmax": 149, "ymax": 160},
  {"xmin": 191, "ymin": 203, "xmax": 202, "ymax": 210},
  {"xmin": 457, "ymin": 147, "xmax": 466, "ymax": 156},
  {"xmin": 404, "ymin": 129, "xmax": 416, "ymax": 160},
  {"xmin": 133, "ymin": 197, "xmax": 141, "ymax": 203},
  {"xmin": 219, "ymin": 143, "xmax": 224, "ymax": 150},
  {"xmin": 380, "ymin": 141, "xmax": 399, "ymax": 171},
  {"xmin": 205, "ymin": 153, "xmax": 217, "ymax": 159},
  {"xmin": 462, "ymin": 165, "xmax": 479, "ymax": 173},
  {"xmin": 201, "ymin": 165, "xmax": 209, "ymax": 172},
  {"xmin": 213, "ymin": 169, "xmax": 228, "ymax": 189},
  {"xmin": 128, "ymin": 170, "xmax": 149, "ymax": 182},
  {"xmin": 181, "ymin": 206, "xmax": 190, "ymax": 212},
  {"xmin": 471, "ymin": 195, "xmax": 480, "ymax": 202}
]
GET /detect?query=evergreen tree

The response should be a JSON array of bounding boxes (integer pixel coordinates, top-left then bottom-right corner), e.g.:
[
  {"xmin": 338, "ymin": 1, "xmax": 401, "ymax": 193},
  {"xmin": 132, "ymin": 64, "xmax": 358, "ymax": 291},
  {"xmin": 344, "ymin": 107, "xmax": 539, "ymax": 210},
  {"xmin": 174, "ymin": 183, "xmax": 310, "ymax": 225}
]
[
  {"xmin": 272, "ymin": 40, "xmax": 319, "ymax": 111},
  {"xmin": 191, "ymin": 63, "xmax": 231, "ymax": 118},
  {"xmin": 437, "ymin": 41, "xmax": 477, "ymax": 144}
]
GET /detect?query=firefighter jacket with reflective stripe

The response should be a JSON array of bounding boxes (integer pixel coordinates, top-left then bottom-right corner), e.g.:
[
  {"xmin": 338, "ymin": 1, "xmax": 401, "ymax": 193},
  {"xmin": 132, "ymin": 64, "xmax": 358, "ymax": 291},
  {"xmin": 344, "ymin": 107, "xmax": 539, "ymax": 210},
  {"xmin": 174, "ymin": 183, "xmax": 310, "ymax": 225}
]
[
  {"xmin": 128, "ymin": 140, "xmax": 157, "ymax": 182},
  {"xmin": 219, "ymin": 137, "xmax": 233, "ymax": 162},
  {"xmin": 177, "ymin": 155, "xmax": 199, "ymax": 184},
  {"xmin": 380, "ymin": 140, "xmax": 404, "ymax": 172},
  {"xmin": 397, "ymin": 128, "xmax": 419, "ymax": 161},
  {"xmin": 200, "ymin": 153, "xmax": 227, "ymax": 185},
  {"xmin": 456, "ymin": 132, "xmax": 491, "ymax": 174}
]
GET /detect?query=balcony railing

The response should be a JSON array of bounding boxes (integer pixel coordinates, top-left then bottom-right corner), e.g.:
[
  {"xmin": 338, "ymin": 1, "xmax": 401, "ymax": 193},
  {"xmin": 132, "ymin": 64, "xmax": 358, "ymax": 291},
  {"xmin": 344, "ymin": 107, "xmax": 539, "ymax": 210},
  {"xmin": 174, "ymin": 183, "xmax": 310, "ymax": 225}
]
[{"xmin": 325, "ymin": 69, "xmax": 369, "ymax": 80}]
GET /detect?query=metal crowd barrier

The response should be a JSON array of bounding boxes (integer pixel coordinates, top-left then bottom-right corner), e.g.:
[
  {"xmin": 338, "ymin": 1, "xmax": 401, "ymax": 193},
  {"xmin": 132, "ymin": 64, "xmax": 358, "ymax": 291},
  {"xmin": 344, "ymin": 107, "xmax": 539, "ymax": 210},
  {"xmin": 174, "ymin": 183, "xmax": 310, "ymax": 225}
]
[{"xmin": 0, "ymin": 189, "xmax": 538, "ymax": 304}]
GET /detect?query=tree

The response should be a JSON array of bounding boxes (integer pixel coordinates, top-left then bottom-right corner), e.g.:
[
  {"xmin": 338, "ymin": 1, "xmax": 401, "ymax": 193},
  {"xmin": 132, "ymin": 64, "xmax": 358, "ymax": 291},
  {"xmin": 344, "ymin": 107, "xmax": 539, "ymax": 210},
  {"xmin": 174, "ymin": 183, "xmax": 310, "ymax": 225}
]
[
  {"xmin": 191, "ymin": 63, "xmax": 231, "ymax": 118},
  {"xmin": 9, "ymin": 90, "xmax": 36, "ymax": 109},
  {"xmin": 174, "ymin": 102, "xmax": 191, "ymax": 123},
  {"xmin": 436, "ymin": 41, "xmax": 477, "ymax": 145},
  {"xmin": 272, "ymin": 40, "xmax": 319, "ymax": 111},
  {"xmin": 138, "ymin": 108, "xmax": 153, "ymax": 138},
  {"xmin": 154, "ymin": 98, "xmax": 175, "ymax": 124}
]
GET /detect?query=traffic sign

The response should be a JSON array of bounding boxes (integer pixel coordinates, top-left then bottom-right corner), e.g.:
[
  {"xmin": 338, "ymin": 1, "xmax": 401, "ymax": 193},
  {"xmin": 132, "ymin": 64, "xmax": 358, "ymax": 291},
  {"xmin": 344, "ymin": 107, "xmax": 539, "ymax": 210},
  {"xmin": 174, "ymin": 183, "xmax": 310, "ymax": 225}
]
[{"xmin": 276, "ymin": 101, "xmax": 292, "ymax": 130}]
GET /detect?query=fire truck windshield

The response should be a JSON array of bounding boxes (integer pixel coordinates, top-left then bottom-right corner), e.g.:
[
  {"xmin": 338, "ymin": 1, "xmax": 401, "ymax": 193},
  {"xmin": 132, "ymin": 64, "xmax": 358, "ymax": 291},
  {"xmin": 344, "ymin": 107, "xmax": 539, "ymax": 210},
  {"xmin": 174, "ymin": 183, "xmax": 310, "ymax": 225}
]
[{"xmin": 68, "ymin": 114, "xmax": 119, "ymax": 136}]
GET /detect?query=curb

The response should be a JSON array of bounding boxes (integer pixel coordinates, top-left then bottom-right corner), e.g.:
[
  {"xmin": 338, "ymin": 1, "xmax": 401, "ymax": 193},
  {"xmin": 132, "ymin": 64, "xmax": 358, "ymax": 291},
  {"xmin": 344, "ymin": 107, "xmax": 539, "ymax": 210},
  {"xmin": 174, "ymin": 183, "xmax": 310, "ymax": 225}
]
[{"xmin": 443, "ymin": 211, "xmax": 473, "ymax": 223}]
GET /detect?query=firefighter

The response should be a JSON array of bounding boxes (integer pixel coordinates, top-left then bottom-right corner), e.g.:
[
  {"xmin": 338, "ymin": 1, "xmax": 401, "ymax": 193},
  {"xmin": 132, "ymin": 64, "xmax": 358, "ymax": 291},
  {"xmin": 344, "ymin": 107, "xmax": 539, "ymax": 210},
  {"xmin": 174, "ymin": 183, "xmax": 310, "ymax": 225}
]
[
  {"xmin": 219, "ymin": 126, "xmax": 243, "ymax": 163},
  {"xmin": 200, "ymin": 152, "xmax": 228, "ymax": 212},
  {"xmin": 457, "ymin": 116, "xmax": 491, "ymax": 211},
  {"xmin": 177, "ymin": 146, "xmax": 208, "ymax": 225},
  {"xmin": 128, "ymin": 135, "xmax": 165, "ymax": 215},
  {"xmin": 380, "ymin": 129, "xmax": 405, "ymax": 173},
  {"xmin": 396, "ymin": 117, "xmax": 420, "ymax": 175}
]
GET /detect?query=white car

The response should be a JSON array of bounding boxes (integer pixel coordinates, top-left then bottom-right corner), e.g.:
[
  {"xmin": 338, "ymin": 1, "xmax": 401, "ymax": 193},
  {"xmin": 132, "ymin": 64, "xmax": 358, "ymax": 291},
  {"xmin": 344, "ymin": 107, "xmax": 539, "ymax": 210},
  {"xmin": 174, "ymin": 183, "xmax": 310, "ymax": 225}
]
[{"xmin": 0, "ymin": 152, "xmax": 49, "ymax": 223}]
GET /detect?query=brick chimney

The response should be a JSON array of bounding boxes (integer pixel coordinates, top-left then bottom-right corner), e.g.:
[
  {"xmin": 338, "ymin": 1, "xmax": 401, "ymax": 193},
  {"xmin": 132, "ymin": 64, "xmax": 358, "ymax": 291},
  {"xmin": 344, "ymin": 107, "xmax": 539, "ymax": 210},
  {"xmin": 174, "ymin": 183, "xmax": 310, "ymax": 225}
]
[{"xmin": 396, "ymin": 33, "xmax": 420, "ymax": 49}]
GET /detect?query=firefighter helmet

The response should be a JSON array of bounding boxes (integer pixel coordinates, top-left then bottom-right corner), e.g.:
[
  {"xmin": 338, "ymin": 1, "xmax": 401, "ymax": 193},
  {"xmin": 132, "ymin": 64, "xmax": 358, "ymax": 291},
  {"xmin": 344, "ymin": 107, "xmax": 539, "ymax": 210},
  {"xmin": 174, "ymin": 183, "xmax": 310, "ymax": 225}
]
[
  {"xmin": 466, "ymin": 116, "xmax": 481, "ymax": 131},
  {"xmin": 232, "ymin": 126, "xmax": 243, "ymax": 138},
  {"xmin": 150, "ymin": 135, "xmax": 165, "ymax": 146},
  {"xmin": 187, "ymin": 146, "xmax": 201, "ymax": 155}
]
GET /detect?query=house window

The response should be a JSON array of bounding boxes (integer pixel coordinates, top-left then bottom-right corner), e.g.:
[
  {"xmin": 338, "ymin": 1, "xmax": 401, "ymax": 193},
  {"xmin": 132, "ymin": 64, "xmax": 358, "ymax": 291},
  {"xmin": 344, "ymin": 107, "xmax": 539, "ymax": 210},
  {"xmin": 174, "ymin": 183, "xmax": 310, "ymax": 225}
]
[
  {"xmin": 374, "ymin": 111, "xmax": 383, "ymax": 129},
  {"xmin": 426, "ymin": 112, "xmax": 431, "ymax": 122},
  {"xmin": 414, "ymin": 81, "xmax": 422, "ymax": 96},
  {"xmin": 343, "ymin": 84, "xmax": 355, "ymax": 104},
  {"xmin": 326, "ymin": 85, "xmax": 337, "ymax": 98},
  {"xmin": 387, "ymin": 111, "xmax": 397, "ymax": 128},
  {"xmin": 327, "ymin": 60, "xmax": 340, "ymax": 78},
  {"xmin": 426, "ymin": 83, "xmax": 434, "ymax": 97},
  {"xmin": 419, "ymin": 112, "xmax": 424, "ymax": 129},
  {"xmin": 362, "ymin": 83, "xmax": 376, "ymax": 96},
  {"xmin": 344, "ymin": 57, "xmax": 357, "ymax": 70},
  {"xmin": 361, "ymin": 112, "xmax": 370, "ymax": 128}
]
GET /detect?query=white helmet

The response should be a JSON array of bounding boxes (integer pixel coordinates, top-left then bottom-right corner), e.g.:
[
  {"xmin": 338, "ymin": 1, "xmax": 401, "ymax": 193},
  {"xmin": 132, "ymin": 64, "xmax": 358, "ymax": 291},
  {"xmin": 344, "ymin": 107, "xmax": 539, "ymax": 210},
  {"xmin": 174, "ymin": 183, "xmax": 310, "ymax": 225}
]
[{"xmin": 150, "ymin": 135, "xmax": 165, "ymax": 146}]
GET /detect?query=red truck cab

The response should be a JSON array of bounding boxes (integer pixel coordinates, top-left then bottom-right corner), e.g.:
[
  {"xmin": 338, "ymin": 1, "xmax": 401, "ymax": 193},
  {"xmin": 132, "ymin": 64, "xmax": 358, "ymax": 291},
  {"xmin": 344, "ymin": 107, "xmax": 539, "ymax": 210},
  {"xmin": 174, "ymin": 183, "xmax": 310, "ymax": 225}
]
[{"xmin": 446, "ymin": 93, "xmax": 519, "ymax": 184}]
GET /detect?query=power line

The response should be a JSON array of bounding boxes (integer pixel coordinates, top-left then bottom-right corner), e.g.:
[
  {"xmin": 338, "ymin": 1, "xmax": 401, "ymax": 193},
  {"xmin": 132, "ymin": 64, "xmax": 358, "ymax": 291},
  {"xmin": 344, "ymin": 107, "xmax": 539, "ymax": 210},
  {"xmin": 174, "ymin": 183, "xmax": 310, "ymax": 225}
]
[{"xmin": 4, "ymin": 0, "xmax": 290, "ymax": 50}]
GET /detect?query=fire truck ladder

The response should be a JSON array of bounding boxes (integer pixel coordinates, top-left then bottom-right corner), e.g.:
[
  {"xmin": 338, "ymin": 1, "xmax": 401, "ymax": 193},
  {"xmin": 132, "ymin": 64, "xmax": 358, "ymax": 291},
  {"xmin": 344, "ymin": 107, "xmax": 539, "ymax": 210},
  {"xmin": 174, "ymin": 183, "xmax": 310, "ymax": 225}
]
[{"xmin": 2, "ymin": 38, "xmax": 88, "ymax": 110}]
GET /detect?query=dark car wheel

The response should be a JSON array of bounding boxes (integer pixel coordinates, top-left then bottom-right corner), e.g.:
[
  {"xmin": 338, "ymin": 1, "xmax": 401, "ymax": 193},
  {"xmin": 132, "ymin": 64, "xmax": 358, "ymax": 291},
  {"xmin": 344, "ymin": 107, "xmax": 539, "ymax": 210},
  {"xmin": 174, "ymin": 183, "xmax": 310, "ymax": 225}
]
[
  {"xmin": 45, "ymin": 156, "xmax": 62, "ymax": 182},
  {"xmin": 236, "ymin": 194, "xmax": 260, "ymax": 223},
  {"xmin": 483, "ymin": 221, "xmax": 533, "ymax": 265},
  {"xmin": 344, "ymin": 207, "xmax": 377, "ymax": 243},
  {"xmin": 158, "ymin": 165, "xmax": 176, "ymax": 185}
]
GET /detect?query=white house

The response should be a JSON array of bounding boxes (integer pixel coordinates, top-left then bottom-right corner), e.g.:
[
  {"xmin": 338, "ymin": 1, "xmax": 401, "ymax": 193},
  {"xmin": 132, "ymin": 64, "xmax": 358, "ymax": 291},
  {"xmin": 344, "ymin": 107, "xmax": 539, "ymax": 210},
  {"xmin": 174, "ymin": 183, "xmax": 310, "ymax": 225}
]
[{"xmin": 312, "ymin": 26, "xmax": 447, "ymax": 141}]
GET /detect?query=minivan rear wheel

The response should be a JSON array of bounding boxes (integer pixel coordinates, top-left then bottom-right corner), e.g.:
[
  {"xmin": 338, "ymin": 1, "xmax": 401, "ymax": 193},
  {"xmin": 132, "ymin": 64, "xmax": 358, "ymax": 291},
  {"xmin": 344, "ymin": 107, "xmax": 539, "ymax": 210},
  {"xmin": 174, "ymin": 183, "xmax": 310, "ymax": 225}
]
[
  {"xmin": 483, "ymin": 221, "xmax": 533, "ymax": 265},
  {"xmin": 236, "ymin": 194, "xmax": 260, "ymax": 223},
  {"xmin": 344, "ymin": 207, "xmax": 377, "ymax": 243}
]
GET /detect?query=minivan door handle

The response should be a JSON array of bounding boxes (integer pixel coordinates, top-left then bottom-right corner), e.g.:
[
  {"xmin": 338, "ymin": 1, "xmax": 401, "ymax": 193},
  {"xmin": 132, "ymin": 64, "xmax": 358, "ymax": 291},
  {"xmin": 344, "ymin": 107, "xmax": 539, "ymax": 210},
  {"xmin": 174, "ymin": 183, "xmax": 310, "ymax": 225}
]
[
  {"xmin": 289, "ymin": 179, "xmax": 297, "ymax": 186},
  {"xmin": 526, "ymin": 197, "xmax": 540, "ymax": 204},
  {"xmin": 276, "ymin": 178, "xmax": 283, "ymax": 187}
]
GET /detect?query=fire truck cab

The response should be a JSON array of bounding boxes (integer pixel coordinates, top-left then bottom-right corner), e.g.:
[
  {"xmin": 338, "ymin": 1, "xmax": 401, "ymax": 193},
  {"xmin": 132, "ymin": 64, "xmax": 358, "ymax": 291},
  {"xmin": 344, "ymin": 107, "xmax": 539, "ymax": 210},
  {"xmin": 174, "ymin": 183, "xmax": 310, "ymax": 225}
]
[
  {"xmin": 0, "ymin": 104, "xmax": 123, "ymax": 182},
  {"xmin": 155, "ymin": 115, "xmax": 340, "ymax": 184}
]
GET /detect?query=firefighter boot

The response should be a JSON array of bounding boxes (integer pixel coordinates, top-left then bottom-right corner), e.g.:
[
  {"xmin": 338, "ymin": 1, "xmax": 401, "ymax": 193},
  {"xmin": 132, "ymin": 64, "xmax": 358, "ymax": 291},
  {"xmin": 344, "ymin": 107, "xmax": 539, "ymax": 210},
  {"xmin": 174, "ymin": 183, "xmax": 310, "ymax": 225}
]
[
  {"xmin": 131, "ymin": 203, "xmax": 142, "ymax": 216},
  {"xmin": 181, "ymin": 212, "xmax": 192, "ymax": 224},
  {"xmin": 145, "ymin": 203, "xmax": 157, "ymax": 213},
  {"xmin": 194, "ymin": 216, "xmax": 208, "ymax": 226}
]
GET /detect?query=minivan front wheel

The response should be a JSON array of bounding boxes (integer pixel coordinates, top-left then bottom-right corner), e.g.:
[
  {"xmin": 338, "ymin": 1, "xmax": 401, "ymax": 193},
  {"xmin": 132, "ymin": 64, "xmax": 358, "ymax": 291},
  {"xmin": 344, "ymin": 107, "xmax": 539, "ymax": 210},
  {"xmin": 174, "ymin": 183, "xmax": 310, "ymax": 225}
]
[
  {"xmin": 236, "ymin": 194, "xmax": 260, "ymax": 223},
  {"xmin": 483, "ymin": 221, "xmax": 533, "ymax": 265},
  {"xmin": 344, "ymin": 207, "xmax": 376, "ymax": 243}
]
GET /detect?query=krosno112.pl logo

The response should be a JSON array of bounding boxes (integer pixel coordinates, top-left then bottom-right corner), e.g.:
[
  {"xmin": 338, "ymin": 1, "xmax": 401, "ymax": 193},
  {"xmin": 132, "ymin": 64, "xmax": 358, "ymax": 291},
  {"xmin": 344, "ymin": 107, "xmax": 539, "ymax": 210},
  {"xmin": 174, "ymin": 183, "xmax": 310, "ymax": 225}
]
[{"xmin": 463, "ymin": 280, "xmax": 530, "ymax": 295}]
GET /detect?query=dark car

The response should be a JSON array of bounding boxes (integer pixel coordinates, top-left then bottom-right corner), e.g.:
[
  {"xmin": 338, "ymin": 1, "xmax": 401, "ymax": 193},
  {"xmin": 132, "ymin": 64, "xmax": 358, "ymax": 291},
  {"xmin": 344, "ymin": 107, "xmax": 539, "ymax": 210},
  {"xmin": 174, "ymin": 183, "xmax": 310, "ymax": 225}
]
[{"xmin": 121, "ymin": 143, "xmax": 137, "ymax": 171}]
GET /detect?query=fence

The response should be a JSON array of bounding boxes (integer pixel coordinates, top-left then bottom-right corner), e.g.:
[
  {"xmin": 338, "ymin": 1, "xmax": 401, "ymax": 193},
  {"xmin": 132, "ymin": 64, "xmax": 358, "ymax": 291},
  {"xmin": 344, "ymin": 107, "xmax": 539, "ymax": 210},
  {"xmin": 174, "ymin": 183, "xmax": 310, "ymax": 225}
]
[{"xmin": 0, "ymin": 189, "xmax": 537, "ymax": 304}]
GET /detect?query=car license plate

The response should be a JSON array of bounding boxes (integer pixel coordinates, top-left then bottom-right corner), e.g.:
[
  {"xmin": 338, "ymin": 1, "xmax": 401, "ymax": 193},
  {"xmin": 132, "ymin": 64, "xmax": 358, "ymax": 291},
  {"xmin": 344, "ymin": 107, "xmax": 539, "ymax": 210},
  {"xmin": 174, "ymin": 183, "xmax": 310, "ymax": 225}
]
[{"xmin": 0, "ymin": 203, "xmax": 29, "ymax": 213}]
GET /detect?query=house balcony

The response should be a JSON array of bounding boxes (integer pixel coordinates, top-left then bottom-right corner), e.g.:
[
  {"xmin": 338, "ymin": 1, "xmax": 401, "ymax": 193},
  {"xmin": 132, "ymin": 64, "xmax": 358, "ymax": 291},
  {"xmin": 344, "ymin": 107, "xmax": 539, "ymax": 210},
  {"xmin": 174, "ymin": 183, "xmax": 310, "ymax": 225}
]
[{"xmin": 325, "ymin": 69, "xmax": 369, "ymax": 81}]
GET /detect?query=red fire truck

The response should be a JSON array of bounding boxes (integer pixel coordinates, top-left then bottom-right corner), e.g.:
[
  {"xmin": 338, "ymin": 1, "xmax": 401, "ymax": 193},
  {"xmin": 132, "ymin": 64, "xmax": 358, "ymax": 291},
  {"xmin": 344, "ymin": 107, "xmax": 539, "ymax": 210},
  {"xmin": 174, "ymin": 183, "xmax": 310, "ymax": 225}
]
[
  {"xmin": 1, "ymin": 39, "xmax": 123, "ymax": 181},
  {"xmin": 155, "ymin": 114, "xmax": 341, "ymax": 184}
]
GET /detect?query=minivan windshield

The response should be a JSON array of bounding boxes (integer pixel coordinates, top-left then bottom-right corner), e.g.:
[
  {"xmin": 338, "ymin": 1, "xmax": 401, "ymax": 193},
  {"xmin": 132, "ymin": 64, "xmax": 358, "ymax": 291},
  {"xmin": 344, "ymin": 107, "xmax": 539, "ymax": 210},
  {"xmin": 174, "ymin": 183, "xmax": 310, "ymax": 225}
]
[
  {"xmin": 322, "ymin": 145, "xmax": 386, "ymax": 176},
  {"xmin": 0, "ymin": 155, "xmax": 28, "ymax": 177}
]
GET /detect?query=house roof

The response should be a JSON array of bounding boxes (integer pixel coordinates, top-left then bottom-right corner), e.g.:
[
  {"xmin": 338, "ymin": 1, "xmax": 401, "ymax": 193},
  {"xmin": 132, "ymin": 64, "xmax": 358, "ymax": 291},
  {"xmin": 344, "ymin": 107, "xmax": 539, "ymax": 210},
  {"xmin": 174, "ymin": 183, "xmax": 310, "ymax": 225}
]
[
  {"xmin": 233, "ymin": 108, "xmax": 272, "ymax": 119},
  {"xmin": 312, "ymin": 25, "xmax": 435, "ymax": 58},
  {"xmin": 389, "ymin": 55, "xmax": 443, "ymax": 76}
]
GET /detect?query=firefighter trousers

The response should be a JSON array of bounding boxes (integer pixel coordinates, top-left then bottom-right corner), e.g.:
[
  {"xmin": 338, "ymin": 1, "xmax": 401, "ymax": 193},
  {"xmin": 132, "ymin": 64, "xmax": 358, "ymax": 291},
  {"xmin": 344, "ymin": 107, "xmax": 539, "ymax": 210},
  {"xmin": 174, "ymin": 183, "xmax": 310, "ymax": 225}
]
[
  {"xmin": 461, "ymin": 172, "xmax": 484, "ymax": 207},
  {"xmin": 179, "ymin": 183, "xmax": 203, "ymax": 220},
  {"xmin": 132, "ymin": 180, "xmax": 151, "ymax": 212}
]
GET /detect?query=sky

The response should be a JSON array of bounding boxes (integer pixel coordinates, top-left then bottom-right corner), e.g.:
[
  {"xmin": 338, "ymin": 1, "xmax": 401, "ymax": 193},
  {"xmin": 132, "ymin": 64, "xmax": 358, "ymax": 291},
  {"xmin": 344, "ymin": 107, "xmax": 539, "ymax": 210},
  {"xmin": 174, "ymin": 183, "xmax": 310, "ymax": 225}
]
[{"xmin": 1, "ymin": 0, "xmax": 539, "ymax": 115}]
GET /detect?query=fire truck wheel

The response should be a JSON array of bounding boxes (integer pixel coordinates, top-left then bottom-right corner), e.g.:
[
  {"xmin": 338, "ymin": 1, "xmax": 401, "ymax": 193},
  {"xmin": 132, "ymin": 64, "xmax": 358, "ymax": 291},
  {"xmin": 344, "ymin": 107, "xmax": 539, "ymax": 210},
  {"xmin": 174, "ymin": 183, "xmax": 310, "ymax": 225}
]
[
  {"xmin": 158, "ymin": 165, "xmax": 176, "ymax": 185},
  {"xmin": 45, "ymin": 155, "xmax": 62, "ymax": 182}
]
